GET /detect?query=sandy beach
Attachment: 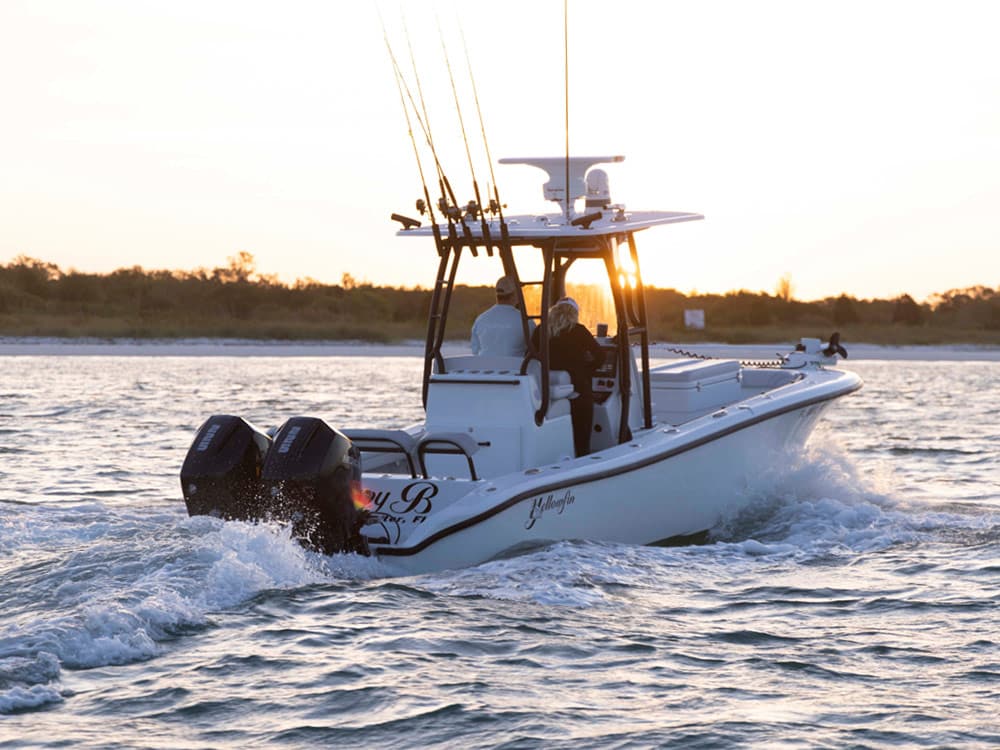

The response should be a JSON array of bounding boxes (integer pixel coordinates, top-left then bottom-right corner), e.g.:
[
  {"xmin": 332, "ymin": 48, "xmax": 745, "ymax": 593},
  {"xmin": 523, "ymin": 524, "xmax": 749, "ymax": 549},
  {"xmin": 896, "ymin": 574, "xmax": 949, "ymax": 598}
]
[{"xmin": 2, "ymin": 337, "xmax": 998, "ymax": 361}]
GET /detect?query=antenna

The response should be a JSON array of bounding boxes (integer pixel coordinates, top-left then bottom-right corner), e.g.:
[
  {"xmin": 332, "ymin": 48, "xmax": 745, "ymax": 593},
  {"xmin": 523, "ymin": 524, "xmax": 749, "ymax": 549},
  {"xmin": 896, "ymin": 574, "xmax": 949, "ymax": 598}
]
[{"xmin": 564, "ymin": 0, "xmax": 570, "ymax": 221}]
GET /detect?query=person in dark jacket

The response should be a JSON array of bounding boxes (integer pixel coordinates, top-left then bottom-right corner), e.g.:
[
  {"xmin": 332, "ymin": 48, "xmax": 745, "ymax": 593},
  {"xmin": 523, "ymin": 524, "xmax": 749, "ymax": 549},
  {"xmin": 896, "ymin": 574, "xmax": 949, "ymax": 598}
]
[{"xmin": 531, "ymin": 297, "xmax": 605, "ymax": 456}]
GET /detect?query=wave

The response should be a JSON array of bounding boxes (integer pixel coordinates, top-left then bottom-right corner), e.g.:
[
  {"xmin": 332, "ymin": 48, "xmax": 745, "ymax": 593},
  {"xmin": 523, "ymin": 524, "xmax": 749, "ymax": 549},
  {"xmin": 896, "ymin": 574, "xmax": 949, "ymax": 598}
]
[
  {"xmin": 414, "ymin": 444, "xmax": 999, "ymax": 606},
  {"xmin": 0, "ymin": 507, "xmax": 383, "ymax": 714},
  {"xmin": 2, "ymin": 440, "xmax": 995, "ymax": 714}
]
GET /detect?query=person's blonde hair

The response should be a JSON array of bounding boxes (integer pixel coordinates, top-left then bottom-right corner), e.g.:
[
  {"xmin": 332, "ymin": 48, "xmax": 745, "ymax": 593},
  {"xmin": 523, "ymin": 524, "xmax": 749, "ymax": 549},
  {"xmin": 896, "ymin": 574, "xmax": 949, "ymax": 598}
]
[{"xmin": 548, "ymin": 299, "xmax": 579, "ymax": 337}]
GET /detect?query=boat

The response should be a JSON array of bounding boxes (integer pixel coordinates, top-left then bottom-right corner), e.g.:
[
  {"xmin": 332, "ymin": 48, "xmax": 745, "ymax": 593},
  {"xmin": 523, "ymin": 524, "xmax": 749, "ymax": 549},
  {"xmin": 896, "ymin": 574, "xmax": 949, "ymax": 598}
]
[{"xmin": 179, "ymin": 154, "xmax": 862, "ymax": 574}]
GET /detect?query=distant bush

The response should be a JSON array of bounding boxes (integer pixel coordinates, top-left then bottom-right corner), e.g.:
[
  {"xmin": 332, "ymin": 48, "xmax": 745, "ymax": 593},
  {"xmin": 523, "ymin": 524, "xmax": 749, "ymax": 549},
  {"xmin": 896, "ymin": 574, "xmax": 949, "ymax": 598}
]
[
  {"xmin": 0, "ymin": 254, "xmax": 997, "ymax": 344},
  {"xmin": 832, "ymin": 295, "xmax": 860, "ymax": 326},
  {"xmin": 892, "ymin": 294, "xmax": 925, "ymax": 325}
]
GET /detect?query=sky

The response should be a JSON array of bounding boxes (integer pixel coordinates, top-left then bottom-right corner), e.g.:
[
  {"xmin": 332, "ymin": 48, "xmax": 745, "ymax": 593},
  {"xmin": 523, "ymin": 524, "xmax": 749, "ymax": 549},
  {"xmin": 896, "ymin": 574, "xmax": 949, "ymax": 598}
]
[{"xmin": 1, "ymin": 0, "xmax": 998, "ymax": 302}]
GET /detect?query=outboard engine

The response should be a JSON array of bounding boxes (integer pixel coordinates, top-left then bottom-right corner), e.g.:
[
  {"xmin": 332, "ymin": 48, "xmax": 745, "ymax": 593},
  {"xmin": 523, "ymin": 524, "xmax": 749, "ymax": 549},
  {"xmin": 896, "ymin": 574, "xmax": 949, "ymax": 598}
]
[
  {"xmin": 180, "ymin": 415, "xmax": 271, "ymax": 519},
  {"xmin": 260, "ymin": 416, "xmax": 366, "ymax": 555}
]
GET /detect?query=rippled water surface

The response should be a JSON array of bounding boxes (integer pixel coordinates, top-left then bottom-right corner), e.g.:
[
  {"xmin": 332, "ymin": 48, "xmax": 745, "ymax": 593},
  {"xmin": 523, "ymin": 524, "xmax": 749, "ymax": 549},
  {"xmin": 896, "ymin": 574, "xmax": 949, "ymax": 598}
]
[{"xmin": 2, "ymin": 353, "xmax": 998, "ymax": 748}]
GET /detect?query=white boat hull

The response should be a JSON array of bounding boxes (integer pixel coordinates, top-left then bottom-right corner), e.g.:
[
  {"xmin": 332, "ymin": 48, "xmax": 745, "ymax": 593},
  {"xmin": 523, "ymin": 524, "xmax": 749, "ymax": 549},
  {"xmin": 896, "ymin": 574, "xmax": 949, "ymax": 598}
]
[{"xmin": 368, "ymin": 366, "xmax": 856, "ymax": 575}]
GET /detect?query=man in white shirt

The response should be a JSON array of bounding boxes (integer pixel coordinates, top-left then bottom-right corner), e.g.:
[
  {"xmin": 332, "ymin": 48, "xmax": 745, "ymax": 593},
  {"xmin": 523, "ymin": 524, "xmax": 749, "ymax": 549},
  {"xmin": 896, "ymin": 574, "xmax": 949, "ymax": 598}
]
[{"xmin": 470, "ymin": 276, "xmax": 535, "ymax": 356}]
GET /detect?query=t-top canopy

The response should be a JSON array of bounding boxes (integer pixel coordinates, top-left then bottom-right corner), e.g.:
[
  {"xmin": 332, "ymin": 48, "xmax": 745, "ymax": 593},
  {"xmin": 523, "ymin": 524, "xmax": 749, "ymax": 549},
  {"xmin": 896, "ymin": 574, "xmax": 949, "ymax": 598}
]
[
  {"xmin": 398, "ymin": 210, "xmax": 704, "ymax": 244},
  {"xmin": 394, "ymin": 155, "xmax": 703, "ymax": 244}
]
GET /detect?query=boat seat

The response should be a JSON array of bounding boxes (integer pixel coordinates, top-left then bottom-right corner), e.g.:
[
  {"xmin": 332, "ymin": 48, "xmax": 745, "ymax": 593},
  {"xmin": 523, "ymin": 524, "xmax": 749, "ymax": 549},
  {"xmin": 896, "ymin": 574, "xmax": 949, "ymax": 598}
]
[
  {"xmin": 342, "ymin": 428, "xmax": 418, "ymax": 478},
  {"xmin": 433, "ymin": 355, "xmax": 574, "ymax": 419},
  {"xmin": 528, "ymin": 363, "xmax": 574, "ymax": 418},
  {"xmin": 435, "ymin": 355, "xmax": 524, "ymax": 375},
  {"xmin": 548, "ymin": 370, "xmax": 575, "ymax": 401},
  {"xmin": 417, "ymin": 432, "xmax": 481, "ymax": 481}
]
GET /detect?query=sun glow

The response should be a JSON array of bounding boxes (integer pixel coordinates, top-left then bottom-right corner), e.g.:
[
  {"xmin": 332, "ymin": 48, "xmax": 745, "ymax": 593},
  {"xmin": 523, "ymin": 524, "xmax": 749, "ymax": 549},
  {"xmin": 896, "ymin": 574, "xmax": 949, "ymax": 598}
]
[
  {"xmin": 518, "ymin": 281, "xmax": 617, "ymax": 335},
  {"xmin": 566, "ymin": 284, "xmax": 617, "ymax": 334},
  {"xmin": 617, "ymin": 243, "xmax": 638, "ymax": 292}
]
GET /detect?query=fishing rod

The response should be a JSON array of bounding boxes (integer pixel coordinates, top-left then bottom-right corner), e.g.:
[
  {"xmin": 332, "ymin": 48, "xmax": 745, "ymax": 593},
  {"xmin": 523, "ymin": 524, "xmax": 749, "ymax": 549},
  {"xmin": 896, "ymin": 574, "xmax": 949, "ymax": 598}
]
[
  {"xmin": 457, "ymin": 20, "xmax": 537, "ymax": 356},
  {"xmin": 402, "ymin": 15, "xmax": 447, "ymax": 203},
  {"xmin": 378, "ymin": 6, "xmax": 442, "ymax": 225},
  {"xmin": 385, "ymin": 17, "xmax": 479, "ymax": 261},
  {"xmin": 380, "ymin": 7, "xmax": 469, "ymax": 242},
  {"xmin": 459, "ymin": 22, "xmax": 503, "ymax": 225},
  {"xmin": 457, "ymin": 18, "xmax": 545, "ymax": 420},
  {"xmin": 395, "ymin": 11, "xmax": 482, "ymax": 399},
  {"xmin": 401, "ymin": 14, "xmax": 478, "ymax": 257},
  {"xmin": 380, "ymin": 15, "xmax": 439, "ymax": 233},
  {"xmin": 438, "ymin": 15, "xmax": 494, "ymax": 257},
  {"xmin": 380, "ymin": 7, "xmax": 470, "ymax": 404},
  {"xmin": 386, "ymin": 52, "xmax": 454, "ymax": 398}
]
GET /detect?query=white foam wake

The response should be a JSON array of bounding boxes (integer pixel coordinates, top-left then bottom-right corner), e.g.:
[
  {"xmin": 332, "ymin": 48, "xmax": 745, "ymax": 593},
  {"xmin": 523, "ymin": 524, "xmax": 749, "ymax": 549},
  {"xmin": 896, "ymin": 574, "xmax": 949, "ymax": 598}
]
[
  {"xmin": 412, "ymin": 444, "xmax": 997, "ymax": 606},
  {"xmin": 0, "ymin": 506, "xmax": 382, "ymax": 713}
]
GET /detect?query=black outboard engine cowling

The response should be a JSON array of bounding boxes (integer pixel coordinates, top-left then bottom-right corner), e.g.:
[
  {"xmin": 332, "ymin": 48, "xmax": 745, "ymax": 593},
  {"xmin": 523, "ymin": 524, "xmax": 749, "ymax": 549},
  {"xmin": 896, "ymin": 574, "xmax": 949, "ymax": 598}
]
[
  {"xmin": 181, "ymin": 415, "xmax": 271, "ymax": 520},
  {"xmin": 261, "ymin": 417, "xmax": 366, "ymax": 555}
]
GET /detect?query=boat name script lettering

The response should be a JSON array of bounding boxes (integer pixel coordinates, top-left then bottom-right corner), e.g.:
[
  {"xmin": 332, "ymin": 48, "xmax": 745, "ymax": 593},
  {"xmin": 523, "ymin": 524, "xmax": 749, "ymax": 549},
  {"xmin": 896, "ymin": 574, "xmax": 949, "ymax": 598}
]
[
  {"xmin": 525, "ymin": 490, "xmax": 576, "ymax": 530},
  {"xmin": 277, "ymin": 426, "xmax": 301, "ymax": 454},
  {"xmin": 196, "ymin": 423, "xmax": 221, "ymax": 452},
  {"xmin": 365, "ymin": 481, "xmax": 438, "ymax": 517}
]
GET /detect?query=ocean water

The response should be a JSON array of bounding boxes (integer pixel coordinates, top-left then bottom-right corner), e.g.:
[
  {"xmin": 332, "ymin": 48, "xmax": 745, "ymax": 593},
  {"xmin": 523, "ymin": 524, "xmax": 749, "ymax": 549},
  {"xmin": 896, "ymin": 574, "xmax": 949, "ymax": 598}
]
[{"xmin": 1, "ymin": 350, "xmax": 998, "ymax": 748}]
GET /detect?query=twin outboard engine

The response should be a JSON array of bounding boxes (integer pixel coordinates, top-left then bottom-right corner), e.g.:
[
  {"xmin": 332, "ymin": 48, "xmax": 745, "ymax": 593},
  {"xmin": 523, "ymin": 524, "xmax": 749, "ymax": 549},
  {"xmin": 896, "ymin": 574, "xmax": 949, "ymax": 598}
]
[
  {"xmin": 181, "ymin": 415, "xmax": 367, "ymax": 555},
  {"xmin": 260, "ymin": 417, "xmax": 366, "ymax": 555},
  {"xmin": 180, "ymin": 415, "xmax": 271, "ymax": 520}
]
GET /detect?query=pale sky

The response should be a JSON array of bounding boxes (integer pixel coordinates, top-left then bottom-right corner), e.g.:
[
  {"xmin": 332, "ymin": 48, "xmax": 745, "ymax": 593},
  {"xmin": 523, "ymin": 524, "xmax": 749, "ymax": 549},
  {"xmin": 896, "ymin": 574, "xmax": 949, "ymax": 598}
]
[{"xmin": 1, "ymin": 0, "xmax": 998, "ymax": 302}]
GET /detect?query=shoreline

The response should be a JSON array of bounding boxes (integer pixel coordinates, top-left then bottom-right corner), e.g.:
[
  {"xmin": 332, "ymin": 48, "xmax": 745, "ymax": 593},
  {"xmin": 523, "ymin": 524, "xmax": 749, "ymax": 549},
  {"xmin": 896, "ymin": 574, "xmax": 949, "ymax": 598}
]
[{"xmin": 2, "ymin": 336, "xmax": 999, "ymax": 361}]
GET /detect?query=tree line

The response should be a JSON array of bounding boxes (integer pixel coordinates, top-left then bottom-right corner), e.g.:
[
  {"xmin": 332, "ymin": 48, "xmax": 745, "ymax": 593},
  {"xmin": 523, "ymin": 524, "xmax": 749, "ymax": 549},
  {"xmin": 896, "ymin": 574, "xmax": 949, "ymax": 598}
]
[{"xmin": 1, "ymin": 253, "xmax": 997, "ymax": 344}]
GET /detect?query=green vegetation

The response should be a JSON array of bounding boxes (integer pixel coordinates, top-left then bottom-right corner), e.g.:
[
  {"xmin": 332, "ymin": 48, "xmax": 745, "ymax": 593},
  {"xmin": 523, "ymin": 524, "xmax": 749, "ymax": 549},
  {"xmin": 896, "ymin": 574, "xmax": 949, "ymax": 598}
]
[{"xmin": 1, "ymin": 254, "xmax": 998, "ymax": 346}]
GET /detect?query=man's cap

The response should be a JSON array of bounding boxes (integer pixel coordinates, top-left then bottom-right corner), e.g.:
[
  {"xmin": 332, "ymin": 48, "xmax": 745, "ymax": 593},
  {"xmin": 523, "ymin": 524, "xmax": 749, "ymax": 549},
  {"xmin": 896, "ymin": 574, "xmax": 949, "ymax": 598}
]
[{"xmin": 495, "ymin": 276, "xmax": 517, "ymax": 296}]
